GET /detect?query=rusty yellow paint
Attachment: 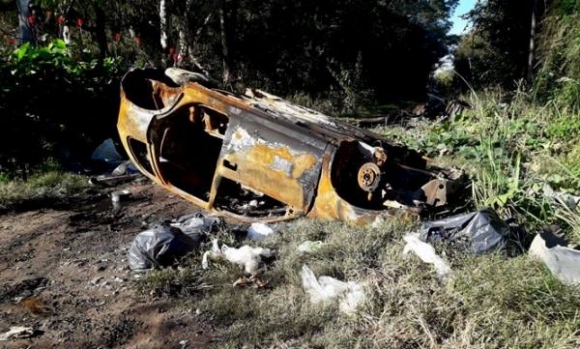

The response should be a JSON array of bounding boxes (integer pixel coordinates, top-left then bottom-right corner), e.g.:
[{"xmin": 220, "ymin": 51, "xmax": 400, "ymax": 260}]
[
  {"xmin": 221, "ymin": 147, "xmax": 309, "ymax": 210},
  {"xmin": 307, "ymin": 151, "xmax": 388, "ymax": 225},
  {"xmin": 250, "ymin": 143, "xmax": 317, "ymax": 179}
]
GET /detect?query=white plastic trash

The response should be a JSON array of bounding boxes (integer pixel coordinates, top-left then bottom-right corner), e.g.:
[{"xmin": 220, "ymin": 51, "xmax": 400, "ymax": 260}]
[
  {"xmin": 171, "ymin": 213, "xmax": 221, "ymax": 236},
  {"xmin": 403, "ymin": 233, "xmax": 452, "ymax": 280},
  {"xmin": 202, "ymin": 239, "xmax": 222, "ymax": 270},
  {"xmin": 0, "ymin": 326, "xmax": 35, "ymax": 341},
  {"xmin": 221, "ymin": 244, "xmax": 272, "ymax": 275},
  {"xmin": 247, "ymin": 222, "xmax": 275, "ymax": 241},
  {"xmin": 297, "ymin": 241, "xmax": 325, "ymax": 254},
  {"xmin": 529, "ymin": 233, "xmax": 580, "ymax": 286},
  {"xmin": 300, "ymin": 265, "xmax": 366, "ymax": 315},
  {"xmin": 201, "ymin": 239, "xmax": 271, "ymax": 276}
]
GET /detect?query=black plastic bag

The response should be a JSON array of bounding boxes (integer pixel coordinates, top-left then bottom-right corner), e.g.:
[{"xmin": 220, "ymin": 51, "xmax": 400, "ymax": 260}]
[
  {"xmin": 419, "ymin": 208, "xmax": 511, "ymax": 253},
  {"xmin": 128, "ymin": 224, "xmax": 199, "ymax": 272}
]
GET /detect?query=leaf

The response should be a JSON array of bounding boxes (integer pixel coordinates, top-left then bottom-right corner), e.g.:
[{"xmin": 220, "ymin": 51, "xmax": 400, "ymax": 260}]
[
  {"xmin": 15, "ymin": 43, "xmax": 30, "ymax": 61},
  {"xmin": 53, "ymin": 39, "xmax": 67, "ymax": 50}
]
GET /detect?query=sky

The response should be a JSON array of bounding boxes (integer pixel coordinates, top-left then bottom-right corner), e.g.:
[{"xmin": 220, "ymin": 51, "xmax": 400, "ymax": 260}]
[{"xmin": 449, "ymin": 0, "xmax": 477, "ymax": 35}]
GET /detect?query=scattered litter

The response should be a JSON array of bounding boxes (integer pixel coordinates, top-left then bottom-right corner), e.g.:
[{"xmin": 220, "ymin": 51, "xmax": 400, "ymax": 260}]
[
  {"xmin": 300, "ymin": 265, "xmax": 366, "ymax": 315},
  {"xmin": 112, "ymin": 160, "xmax": 139, "ymax": 176},
  {"xmin": 201, "ymin": 239, "xmax": 221, "ymax": 270},
  {"xmin": 419, "ymin": 208, "xmax": 511, "ymax": 253},
  {"xmin": 247, "ymin": 223, "xmax": 275, "ymax": 241},
  {"xmin": 221, "ymin": 244, "xmax": 271, "ymax": 275},
  {"xmin": 529, "ymin": 231, "xmax": 580, "ymax": 286},
  {"xmin": 128, "ymin": 224, "xmax": 200, "ymax": 272},
  {"xmin": 171, "ymin": 213, "xmax": 221, "ymax": 237},
  {"xmin": 201, "ymin": 239, "xmax": 271, "ymax": 276},
  {"xmin": 543, "ymin": 184, "xmax": 580, "ymax": 210},
  {"xmin": 91, "ymin": 138, "xmax": 123, "ymax": 166},
  {"xmin": 111, "ymin": 189, "xmax": 131, "ymax": 210},
  {"xmin": 0, "ymin": 326, "xmax": 36, "ymax": 341},
  {"xmin": 297, "ymin": 241, "xmax": 325, "ymax": 254},
  {"xmin": 89, "ymin": 173, "xmax": 142, "ymax": 187},
  {"xmin": 403, "ymin": 233, "xmax": 452, "ymax": 280},
  {"xmin": 202, "ymin": 239, "xmax": 272, "ymax": 287}
]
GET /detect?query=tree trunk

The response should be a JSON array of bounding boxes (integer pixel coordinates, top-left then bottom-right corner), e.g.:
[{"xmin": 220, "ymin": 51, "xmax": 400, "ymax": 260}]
[
  {"xmin": 527, "ymin": 0, "xmax": 537, "ymax": 84},
  {"xmin": 219, "ymin": 1, "xmax": 231, "ymax": 85},
  {"xmin": 16, "ymin": 0, "xmax": 33, "ymax": 44},
  {"xmin": 159, "ymin": 0, "xmax": 168, "ymax": 50},
  {"xmin": 94, "ymin": 5, "xmax": 109, "ymax": 58}
]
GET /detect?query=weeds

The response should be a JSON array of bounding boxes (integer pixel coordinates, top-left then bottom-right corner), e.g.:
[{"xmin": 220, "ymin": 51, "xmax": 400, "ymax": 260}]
[
  {"xmin": 136, "ymin": 218, "xmax": 580, "ymax": 348},
  {"xmin": 0, "ymin": 171, "xmax": 89, "ymax": 210}
]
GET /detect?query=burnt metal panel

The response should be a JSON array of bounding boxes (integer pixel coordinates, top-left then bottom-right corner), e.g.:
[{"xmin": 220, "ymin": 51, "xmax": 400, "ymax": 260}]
[{"xmin": 217, "ymin": 111, "xmax": 327, "ymax": 212}]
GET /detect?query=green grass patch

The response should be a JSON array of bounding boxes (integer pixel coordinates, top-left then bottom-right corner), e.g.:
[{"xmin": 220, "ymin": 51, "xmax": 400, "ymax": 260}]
[{"xmin": 0, "ymin": 171, "xmax": 90, "ymax": 210}]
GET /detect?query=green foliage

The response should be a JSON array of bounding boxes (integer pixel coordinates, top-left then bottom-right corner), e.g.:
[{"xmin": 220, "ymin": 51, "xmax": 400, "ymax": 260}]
[
  {"xmin": 535, "ymin": 5, "xmax": 580, "ymax": 111},
  {"xmin": 453, "ymin": 0, "xmax": 538, "ymax": 90},
  {"xmin": 375, "ymin": 89, "xmax": 580, "ymax": 236},
  {"xmin": 0, "ymin": 39, "xmax": 124, "ymax": 175},
  {"xmin": 0, "ymin": 170, "xmax": 89, "ymax": 210}
]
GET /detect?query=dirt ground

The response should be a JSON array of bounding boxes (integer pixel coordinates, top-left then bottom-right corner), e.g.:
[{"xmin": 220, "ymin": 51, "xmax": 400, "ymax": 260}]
[{"xmin": 0, "ymin": 181, "xmax": 214, "ymax": 349}]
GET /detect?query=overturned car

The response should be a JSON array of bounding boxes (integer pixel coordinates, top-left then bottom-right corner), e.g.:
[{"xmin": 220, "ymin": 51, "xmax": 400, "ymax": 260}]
[{"xmin": 117, "ymin": 68, "xmax": 466, "ymax": 224}]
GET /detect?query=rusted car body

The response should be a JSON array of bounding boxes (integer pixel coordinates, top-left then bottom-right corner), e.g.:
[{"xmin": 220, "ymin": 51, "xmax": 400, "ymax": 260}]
[{"xmin": 117, "ymin": 68, "xmax": 465, "ymax": 224}]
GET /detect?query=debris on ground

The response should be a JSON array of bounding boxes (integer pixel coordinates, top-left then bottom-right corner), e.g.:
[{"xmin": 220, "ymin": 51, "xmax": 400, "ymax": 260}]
[
  {"xmin": 418, "ymin": 208, "xmax": 512, "ymax": 253},
  {"xmin": 297, "ymin": 241, "xmax": 325, "ymax": 254},
  {"xmin": 128, "ymin": 223, "xmax": 201, "ymax": 272},
  {"xmin": 403, "ymin": 233, "xmax": 452, "ymax": 280},
  {"xmin": 300, "ymin": 265, "xmax": 366, "ymax": 315},
  {"xmin": 543, "ymin": 184, "xmax": 580, "ymax": 210},
  {"xmin": 90, "ymin": 139, "xmax": 143, "ymax": 186},
  {"xmin": 112, "ymin": 160, "xmax": 139, "ymax": 176},
  {"xmin": 88, "ymin": 173, "xmax": 143, "ymax": 187},
  {"xmin": 201, "ymin": 239, "xmax": 221, "ymax": 270},
  {"xmin": 529, "ymin": 228, "xmax": 580, "ymax": 286},
  {"xmin": 356, "ymin": 96, "xmax": 472, "ymax": 128},
  {"xmin": 220, "ymin": 244, "xmax": 272, "ymax": 276},
  {"xmin": 0, "ymin": 326, "xmax": 37, "ymax": 341},
  {"xmin": 201, "ymin": 239, "xmax": 272, "ymax": 287},
  {"xmin": 412, "ymin": 95, "xmax": 472, "ymax": 120},
  {"xmin": 247, "ymin": 222, "xmax": 275, "ymax": 241},
  {"xmin": 111, "ymin": 189, "xmax": 132, "ymax": 211},
  {"xmin": 170, "ymin": 212, "xmax": 222, "ymax": 236},
  {"xmin": 91, "ymin": 138, "xmax": 123, "ymax": 167}
]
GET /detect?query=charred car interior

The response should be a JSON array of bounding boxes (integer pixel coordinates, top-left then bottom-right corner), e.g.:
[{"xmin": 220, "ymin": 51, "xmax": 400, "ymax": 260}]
[{"xmin": 117, "ymin": 68, "xmax": 467, "ymax": 224}]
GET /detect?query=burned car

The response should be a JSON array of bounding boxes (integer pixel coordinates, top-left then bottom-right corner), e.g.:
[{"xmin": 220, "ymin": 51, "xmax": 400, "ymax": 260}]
[{"xmin": 117, "ymin": 68, "xmax": 466, "ymax": 224}]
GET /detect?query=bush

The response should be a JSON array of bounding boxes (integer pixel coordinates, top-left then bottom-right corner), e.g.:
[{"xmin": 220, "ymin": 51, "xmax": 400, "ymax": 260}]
[{"xmin": 0, "ymin": 39, "xmax": 125, "ymax": 176}]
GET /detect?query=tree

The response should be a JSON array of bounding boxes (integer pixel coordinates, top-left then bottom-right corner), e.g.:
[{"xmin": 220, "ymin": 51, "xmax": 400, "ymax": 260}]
[{"xmin": 454, "ymin": 0, "xmax": 547, "ymax": 89}]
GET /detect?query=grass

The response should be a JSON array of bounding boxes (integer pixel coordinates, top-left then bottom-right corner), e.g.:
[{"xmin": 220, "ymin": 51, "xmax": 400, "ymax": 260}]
[
  {"xmin": 374, "ymin": 88, "xmax": 580, "ymax": 236},
  {"xmin": 132, "ymin": 87, "xmax": 580, "ymax": 348},
  {"xmin": 135, "ymin": 218, "xmax": 580, "ymax": 348},
  {"xmin": 0, "ymin": 171, "xmax": 90, "ymax": 210},
  {"xmin": 1, "ymin": 79, "xmax": 579, "ymax": 347}
]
